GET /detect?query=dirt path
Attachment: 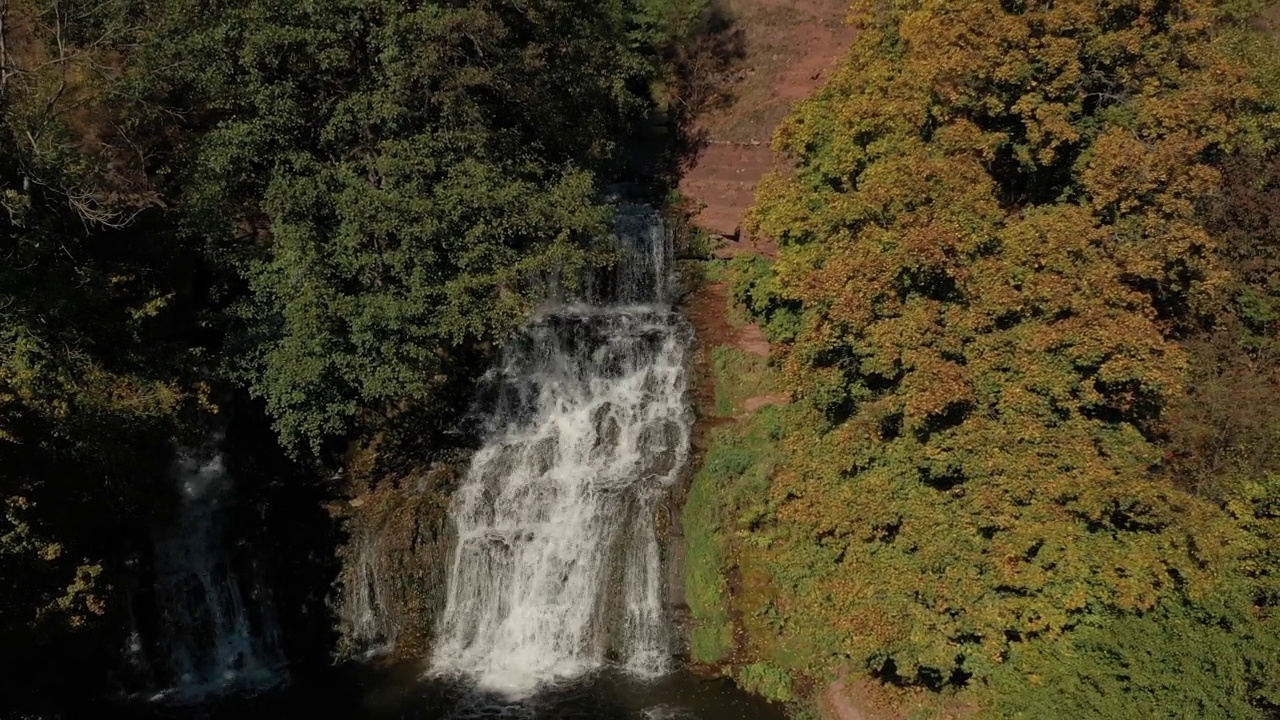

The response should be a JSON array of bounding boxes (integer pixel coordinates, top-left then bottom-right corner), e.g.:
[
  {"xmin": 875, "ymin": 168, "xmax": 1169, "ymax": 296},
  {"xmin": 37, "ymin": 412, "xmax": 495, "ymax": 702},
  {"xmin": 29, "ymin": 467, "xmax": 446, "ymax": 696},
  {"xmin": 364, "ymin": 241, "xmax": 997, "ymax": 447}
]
[
  {"xmin": 677, "ymin": 0, "xmax": 852, "ymax": 441},
  {"xmin": 678, "ymin": 0, "xmax": 855, "ymax": 239},
  {"xmin": 672, "ymin": 3, "xmax": 860, "ymax": 717},
  {"xmin": 681, "ymin": 279, "xmax": 768, "ymax": 442}
]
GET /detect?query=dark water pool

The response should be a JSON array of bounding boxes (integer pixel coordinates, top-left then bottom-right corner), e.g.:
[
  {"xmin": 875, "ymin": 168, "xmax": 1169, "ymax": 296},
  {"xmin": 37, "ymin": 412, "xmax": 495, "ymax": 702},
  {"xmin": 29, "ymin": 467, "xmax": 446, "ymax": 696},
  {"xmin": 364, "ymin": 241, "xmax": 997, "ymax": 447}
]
[{"xmin": 129, "ymin": 663, "xmax": 789, "ymax": 720}]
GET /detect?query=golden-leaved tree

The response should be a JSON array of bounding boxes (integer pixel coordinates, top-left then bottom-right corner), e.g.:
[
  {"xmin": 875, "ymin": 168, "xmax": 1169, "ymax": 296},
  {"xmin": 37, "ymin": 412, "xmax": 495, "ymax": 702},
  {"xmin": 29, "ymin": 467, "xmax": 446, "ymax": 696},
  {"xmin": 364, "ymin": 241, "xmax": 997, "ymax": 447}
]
[{"xmin": 710, "ymin": 0, "xmax": 1280, "ymax": 713}]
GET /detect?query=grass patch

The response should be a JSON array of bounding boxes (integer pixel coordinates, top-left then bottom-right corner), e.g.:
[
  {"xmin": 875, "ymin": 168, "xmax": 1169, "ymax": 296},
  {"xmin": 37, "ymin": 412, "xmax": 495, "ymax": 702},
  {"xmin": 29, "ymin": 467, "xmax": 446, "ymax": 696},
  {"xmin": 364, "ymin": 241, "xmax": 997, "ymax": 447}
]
[
  {"xmin": 683, "ymin": 407, "xmax": 785, "ymax": 665},
  {"xmin": 683, "ymin": 434, "xmax": 736, "ymax": 663},
  {"xmin": 711, "ymin": 345, "xmax": 774, "ymax": 417},
  {"xmin": 690, "ymin": 617, "xmax": 735, "ymax": 665}
]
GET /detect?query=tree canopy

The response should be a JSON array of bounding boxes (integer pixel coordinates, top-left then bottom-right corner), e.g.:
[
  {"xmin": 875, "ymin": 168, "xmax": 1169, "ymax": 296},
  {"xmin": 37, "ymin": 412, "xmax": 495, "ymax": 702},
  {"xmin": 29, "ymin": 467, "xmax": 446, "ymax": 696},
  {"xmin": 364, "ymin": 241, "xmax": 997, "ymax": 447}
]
[
  {"xmin": 683, "ymin": 0, "xmax": 1280, "ymax": 714},
  {"xmin": 132, "ymin": 0, "xmax": 669, "ymax": 455},
  {"xmin": 1, "ymin": 0, "xmax": 201, "ymax": 693}
]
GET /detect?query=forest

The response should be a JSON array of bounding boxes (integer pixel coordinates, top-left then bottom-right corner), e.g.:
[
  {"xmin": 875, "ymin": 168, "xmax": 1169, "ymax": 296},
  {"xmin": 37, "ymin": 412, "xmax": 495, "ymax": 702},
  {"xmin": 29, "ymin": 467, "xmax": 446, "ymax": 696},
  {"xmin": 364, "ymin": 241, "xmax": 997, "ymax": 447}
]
[
  {"xmin": 0, "ymin": 0, "xmax": 712, "ymax": 710},
  {"xmin": 4, "ymin": 0, "xmax": 1280, "ymax": 717}
]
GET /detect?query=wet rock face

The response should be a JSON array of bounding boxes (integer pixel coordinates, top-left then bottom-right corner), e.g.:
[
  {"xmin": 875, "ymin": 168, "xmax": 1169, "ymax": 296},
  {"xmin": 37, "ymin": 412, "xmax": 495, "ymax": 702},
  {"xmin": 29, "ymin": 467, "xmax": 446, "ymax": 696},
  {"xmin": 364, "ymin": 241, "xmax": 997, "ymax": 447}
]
[{"xmin": 333, "ymin": 457, "xmax": 466, "ymax": 660}]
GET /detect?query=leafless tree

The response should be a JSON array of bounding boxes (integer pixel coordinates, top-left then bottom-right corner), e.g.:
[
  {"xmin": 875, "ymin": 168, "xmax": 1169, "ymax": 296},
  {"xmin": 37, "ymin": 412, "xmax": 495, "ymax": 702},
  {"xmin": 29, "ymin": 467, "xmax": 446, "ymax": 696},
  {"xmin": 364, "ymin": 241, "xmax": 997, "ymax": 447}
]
[{"xmin": 2, "ymin": 0, "xmax": 160, "ymax": 229}]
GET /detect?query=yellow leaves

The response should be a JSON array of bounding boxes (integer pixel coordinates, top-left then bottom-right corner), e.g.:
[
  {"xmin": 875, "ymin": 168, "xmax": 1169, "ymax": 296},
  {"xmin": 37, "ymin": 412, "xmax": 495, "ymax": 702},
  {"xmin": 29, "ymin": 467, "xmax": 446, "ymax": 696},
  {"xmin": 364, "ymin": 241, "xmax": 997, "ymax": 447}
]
[
  {"xmin": 2, "ymin": 495, "xmax": 35, "ymax": 556},
  {"xmin": 932, "ymin": 118, "xmax": 1005, "ymax": 163},
  {"xmin": 53, "ymin": 563, "xmax": 106, "ymax": 627},
  {"xmin": 75, "ymin": 364, "xmax": 183, "ymax": 418},
  {"xmin": 745, "ymin": 171, "xmax": 816, "ymax": 245},
  {"xmin": 899, "ymin": 0, "xmax": 1030, "ymax": 107},
  {"xmin": 3, "ymin": 497, "xmax": 106, "ymax": 627},
  {"xmin": 192, "ymin": 380, "xmax": 221, "ymax": 415},
  {"xmin": 1080, "ymin": 125, "xmax": 1224, "ymax": 268},
  {"xmin": 5, "ymin": 494, "xmax": 32, "ymax": 512},
  {"xmin": 128, "ymin": 292, "xmax": 174, "ymax": 321},
  {"xmin": 728, "ymin": 0, "xmax": 1280, "ymax": 695},
  {"xmin": 1, "ymin": 328, "xmax": 187, "ymax": 434},
  {"xmin": 1080, "ymin": 130, "xmax": 1164, "ymax": 216}
]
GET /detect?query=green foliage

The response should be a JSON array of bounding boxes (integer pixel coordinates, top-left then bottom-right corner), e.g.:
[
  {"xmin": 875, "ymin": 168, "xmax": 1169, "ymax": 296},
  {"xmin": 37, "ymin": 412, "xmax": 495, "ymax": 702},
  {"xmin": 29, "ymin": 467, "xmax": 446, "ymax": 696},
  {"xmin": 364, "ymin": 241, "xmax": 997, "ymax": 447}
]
[
  {"xmin": 737, "ymin": 661, "xmax": 794, "ymax": 703},
  {"xmin": 1, "ymin": 0, "xmax": 691, "ymax": 709},
  {"xmin": 728, "ymin": 255, "xmax": 799, "ymax": 343},
  {"xmin": 683, "ymin": 373, "xmax": 787, "ymax": 664},
  {"xmin": 704, "ymin": 0, "xmax": 1280, "ymax": 713},
  {"xmin": 688, "ymin": 609, "xmax": 734, "ymax": 665},
  {"xmin": 682, "ymin": 226, "xmax": 719, "ymax": 260},
  {"xmin": 990, "ymin": 600, "xmax": 1280, "ymax": 719},
  {"xmin": 135, "ymin": 0, "xmax": 661, "ymax": 455},
  {"xmin": 710, "ymin": 345, "xmax": 772, "ymax": 416},
  {"xmin": 683, "ymin": 423, "xmax": 740, "ymax": 663},
  {"xmin": 632, "ymin": 0, "xmax": 713, "ymax": 46}
]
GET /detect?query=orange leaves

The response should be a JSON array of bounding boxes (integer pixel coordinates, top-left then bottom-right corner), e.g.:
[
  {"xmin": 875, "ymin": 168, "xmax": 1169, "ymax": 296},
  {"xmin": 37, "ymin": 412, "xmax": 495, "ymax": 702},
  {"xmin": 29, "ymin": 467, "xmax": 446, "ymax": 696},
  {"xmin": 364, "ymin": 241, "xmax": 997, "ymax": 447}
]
[
  {"xmin": 1080, "ymin": 129, "xmax": 1218, "ymax": 220},
  {"xmin": 899, "ymin": 0, "xmax": 1031, "ymax": 110},
  {"xmin": 726, "ymin": 0, "xmax": 1280, "ymax": 695},
  {"xmin": 1079, "ymin": 130, "xmax": 1164, "ymax": 216},
  {"xmin": 900, "ymin": 355, "xmax": 972, "ymax": 430}
]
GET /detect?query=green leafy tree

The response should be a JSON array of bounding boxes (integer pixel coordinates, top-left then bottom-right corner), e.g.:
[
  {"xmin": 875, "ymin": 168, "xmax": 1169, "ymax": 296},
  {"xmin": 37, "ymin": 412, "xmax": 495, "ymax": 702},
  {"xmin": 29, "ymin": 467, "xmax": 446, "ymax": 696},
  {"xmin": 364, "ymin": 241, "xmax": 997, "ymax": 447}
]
[{"xmin": 134, "ymin": 0, "xmax": 661, "ymax": 456}]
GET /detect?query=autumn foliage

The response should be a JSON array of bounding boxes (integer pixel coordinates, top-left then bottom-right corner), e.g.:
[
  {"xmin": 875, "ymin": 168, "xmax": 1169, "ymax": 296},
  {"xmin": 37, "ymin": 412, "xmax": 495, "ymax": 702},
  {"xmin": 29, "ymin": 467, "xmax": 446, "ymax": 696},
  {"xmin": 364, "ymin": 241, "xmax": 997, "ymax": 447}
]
[{"xmin": 689, "ymin": 0, "xmax": 1280, "ymax": 713}]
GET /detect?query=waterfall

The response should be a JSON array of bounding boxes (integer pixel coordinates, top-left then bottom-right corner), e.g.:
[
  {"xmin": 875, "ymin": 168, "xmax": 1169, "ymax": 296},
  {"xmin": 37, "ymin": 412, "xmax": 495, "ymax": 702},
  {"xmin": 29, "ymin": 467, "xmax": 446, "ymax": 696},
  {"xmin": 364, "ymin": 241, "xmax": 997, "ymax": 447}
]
[
  {"xmin": 340, "ymin": 519, "xmax": 401, "ymax": 656},
  {"xmin": 430, "ymin": 203, "xmax": 692, "ymax": 696},
  {"xmin": 148, "ymin": 436, "xmax": 286, "ymax": 700}
]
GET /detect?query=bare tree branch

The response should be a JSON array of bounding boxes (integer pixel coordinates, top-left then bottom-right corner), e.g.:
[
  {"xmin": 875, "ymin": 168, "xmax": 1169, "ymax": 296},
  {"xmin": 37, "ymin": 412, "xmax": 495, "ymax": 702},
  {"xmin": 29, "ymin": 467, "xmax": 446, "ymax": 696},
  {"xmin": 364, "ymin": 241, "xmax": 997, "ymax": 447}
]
[
  {"xmin": 0, "ymin": 0, "xmax": 8, "ymax": 92},
  {"xmin": 3, "ymin": 0, "xmax": 162, "ymax": 229}
]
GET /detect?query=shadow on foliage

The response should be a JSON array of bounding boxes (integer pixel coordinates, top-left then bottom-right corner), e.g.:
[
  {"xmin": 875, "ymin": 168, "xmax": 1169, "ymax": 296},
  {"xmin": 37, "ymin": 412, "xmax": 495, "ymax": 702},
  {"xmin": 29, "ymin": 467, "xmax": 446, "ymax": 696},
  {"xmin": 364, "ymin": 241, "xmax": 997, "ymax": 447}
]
[{"xmin": 221, "ymin": 391, "xmax": 345, "ymax": 679}]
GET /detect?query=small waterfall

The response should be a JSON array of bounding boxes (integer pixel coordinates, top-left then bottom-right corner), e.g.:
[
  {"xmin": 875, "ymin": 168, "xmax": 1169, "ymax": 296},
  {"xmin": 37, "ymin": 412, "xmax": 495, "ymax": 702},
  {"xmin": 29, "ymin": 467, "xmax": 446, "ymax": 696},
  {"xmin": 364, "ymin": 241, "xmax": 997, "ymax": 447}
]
[
  {"xmin": 147, "ymin": 436, "xmax": 285, "ymax": 700},
  {"xmin": 340, "ymin": 521, "xmax": 401, "ymax": 656},
  {"xmin": 430, "ymin": 203, "xmax": 692, "ymax": 696}
]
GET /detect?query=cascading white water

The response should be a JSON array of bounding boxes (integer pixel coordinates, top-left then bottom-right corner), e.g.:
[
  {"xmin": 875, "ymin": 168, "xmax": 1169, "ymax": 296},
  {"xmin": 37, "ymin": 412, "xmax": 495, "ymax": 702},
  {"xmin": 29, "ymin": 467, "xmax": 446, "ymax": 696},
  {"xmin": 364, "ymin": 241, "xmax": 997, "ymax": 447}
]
[
  {"xmin": 149, "ymin": 437, "xmax": 285, "ymax": 700},
  {"xmin": 430, "ymin": 203, "xmax": 692, "ymax": 696}
]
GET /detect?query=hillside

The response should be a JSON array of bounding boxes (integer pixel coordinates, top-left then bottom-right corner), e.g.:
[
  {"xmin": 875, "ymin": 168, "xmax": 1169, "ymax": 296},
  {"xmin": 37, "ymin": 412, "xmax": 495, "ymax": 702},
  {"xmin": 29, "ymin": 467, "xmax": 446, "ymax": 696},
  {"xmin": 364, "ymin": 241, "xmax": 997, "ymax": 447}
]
[{"xmin": 677, "ymin": 0, "xmax": 853, "ymax": 241}]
